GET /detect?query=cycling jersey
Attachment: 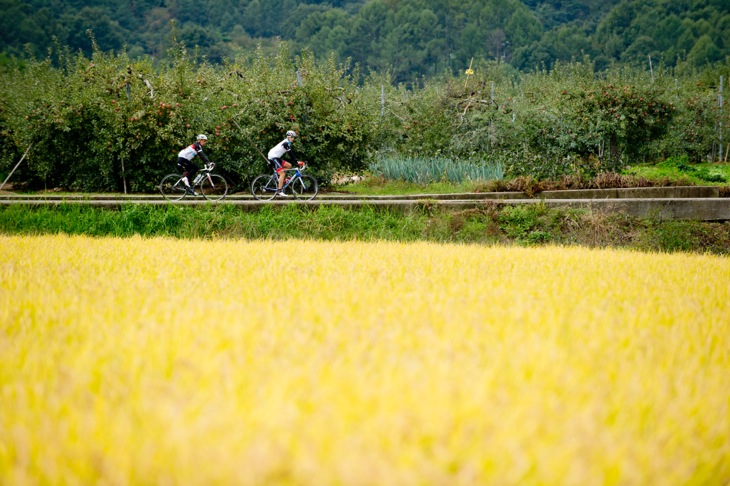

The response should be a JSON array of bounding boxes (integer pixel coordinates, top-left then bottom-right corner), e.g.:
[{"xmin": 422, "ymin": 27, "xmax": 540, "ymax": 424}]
[
  {"xmin": 267, "ymin": 139, "xmax": 298, "ymax": 163},
  {"xmin": 178, "ymin": 141, "xmax": 211, "ymax": 164}
]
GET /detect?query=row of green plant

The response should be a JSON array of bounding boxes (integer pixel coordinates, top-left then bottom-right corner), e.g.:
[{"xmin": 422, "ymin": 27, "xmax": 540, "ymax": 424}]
[
  {"xmin": 368, "ymin": 156, "xmax": 504, "ymax": 184},
  {"xmin": 1, "ymin": 40, "xmax": 728, "ymax": 192},
  {"xmin": 1, "ymin": 203, "xmax": 728, "ymax": 255}
]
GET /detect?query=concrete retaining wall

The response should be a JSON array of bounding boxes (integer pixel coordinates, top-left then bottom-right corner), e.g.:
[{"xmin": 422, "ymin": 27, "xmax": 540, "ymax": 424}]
[
  {"xmin": 538, "ymin": 186, "xmax": 719, "ymax": 199},
  {"xmin": 1, "ymin": 186, "xmax": 728, "ymax": 221},
  {"xmin": 10, "ymin": 197, "xmax": 725, "ymax": 220}
]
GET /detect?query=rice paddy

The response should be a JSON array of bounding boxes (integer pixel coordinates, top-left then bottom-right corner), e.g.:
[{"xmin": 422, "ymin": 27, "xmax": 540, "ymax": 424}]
[{"xmin": 1, "ymin": 234, "xmax": 728, "ymax": 484}]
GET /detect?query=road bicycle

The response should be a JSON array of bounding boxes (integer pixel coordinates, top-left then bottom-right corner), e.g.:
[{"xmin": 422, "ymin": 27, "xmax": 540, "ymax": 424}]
[
  {"xmin": 251, "ymin": 161, "xmax": 318, "ymax": 201},
  {"xmin": 159, "ymin": 162, "xmax": 228, "ymax": 202}
]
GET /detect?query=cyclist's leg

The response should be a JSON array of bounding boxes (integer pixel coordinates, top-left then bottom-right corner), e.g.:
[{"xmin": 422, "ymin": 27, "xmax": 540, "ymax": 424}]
[
  {"xmin": 270, "ymin": 158, "xmax": 285, "ymax": 190},
  {"xmin": 177, "ymin": 157, "xmax": 192, "ymax": 187},
  {"xmin": 189, "ymin": 161, "xmax": 200, "ymax": 185},
  {"xmin": 278, "ymin": 161, "xmax": 292, "ymax": 190}
]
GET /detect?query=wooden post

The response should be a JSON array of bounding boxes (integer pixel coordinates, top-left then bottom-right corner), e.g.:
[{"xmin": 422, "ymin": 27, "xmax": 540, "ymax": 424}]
[{"xmin": 0, "ymin": 143, "xmax": 33, "ymax": 192}]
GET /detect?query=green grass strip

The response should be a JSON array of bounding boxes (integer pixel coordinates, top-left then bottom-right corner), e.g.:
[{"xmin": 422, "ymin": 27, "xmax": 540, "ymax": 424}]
[{"xmin": 1, "ymin": 203, "xmax": 729, "ymax": 255}]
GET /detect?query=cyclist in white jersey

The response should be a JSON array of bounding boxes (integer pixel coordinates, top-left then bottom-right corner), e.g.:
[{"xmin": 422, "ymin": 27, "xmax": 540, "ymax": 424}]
[
  {"xmin": 267, "ymin": 130, "xmax": 299, "ymax": 196},
  {"xmin": 177, "ymin": 134, "xmax": 211, "ymax": 195}
]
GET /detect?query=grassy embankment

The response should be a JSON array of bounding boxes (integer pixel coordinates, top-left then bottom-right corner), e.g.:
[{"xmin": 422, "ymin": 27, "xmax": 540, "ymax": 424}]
[
  {"xmin": 1, "ymin": 163, "xmax": 729, "ymax": 254},
  {"xmin": 1, "ymin": 201, "xmax": 729, "ymax": 255}
]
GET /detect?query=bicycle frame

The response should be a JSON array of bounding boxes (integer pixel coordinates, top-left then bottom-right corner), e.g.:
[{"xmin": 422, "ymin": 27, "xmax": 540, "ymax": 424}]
[
  {"xmin": 160, "ymin": 162, "xmax": 228, "ymax": 202},
  {"xmin": 251, "ymin": 162, "xmax": 318, "ymax": 201},
  {"xmin": 262, "ymin": 166, "xmax": 305, "ymax": 193},
  {"xmin": 192, "ymin": 164, "xmax": 216, "ymax": 186},
  {"xmin": 281, "ymin": 166, "xmax": 305, "ymax": 191}
]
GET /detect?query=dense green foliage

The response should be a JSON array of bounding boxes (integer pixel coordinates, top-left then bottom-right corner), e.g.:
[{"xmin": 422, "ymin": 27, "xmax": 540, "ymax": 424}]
[
  {"xmin": 1, "ymin": 0, "xmax": 729, "ymax": 83},
  {"xmin": 1, "ymin": 203, "xmax": 729, "ymax": 255},
  {"xmin": 1, "ymin": 42, "xmax": 728, "ymax": 190},
  {"xmin": 0, "ymin": 41, "xmax": 384, "ymax": 191}
]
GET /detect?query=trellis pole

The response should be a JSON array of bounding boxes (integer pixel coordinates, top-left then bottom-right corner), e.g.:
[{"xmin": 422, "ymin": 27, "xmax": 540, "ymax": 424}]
[
  {"xmin": 0, "ymin": 143, "xmax": 33, "ymax": 192},
  {"xmin": 230, "ymin": 118, "xmax": 270, "ymax": 163}
]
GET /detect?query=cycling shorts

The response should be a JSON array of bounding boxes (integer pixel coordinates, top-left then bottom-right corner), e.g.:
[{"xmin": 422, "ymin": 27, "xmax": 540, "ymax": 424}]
[
  {"xmin": 269, "ymin": 158, "xmax": 286, "ymax": 173},
  {"xmin": 177, "ymin": 157, "xmax": 198, "ymax": 176}
]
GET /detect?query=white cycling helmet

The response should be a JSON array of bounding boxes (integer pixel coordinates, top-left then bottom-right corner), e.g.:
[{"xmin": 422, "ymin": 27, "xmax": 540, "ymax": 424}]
[
  {"xmin": 286, "ymin": 130, "xmax": 297, "ymax": 138},
  {"xmin": 197, "ymin": 134, "xmax": 208, "ymax": 141}
]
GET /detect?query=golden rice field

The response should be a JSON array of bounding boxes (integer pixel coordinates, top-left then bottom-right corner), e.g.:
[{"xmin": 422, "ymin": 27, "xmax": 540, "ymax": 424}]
[{"xmin": 1, "ymin": 234, "xmax": 729, "ymax": 485}]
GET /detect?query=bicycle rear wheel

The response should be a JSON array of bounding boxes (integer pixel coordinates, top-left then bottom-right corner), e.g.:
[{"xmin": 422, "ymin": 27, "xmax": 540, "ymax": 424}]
[
  {"xmin": 159, "ymin": 174, "xmax": 187, "ymax": 201},
  {"xmin": 290, "ymin": 174, "xmax": 318, "ymax": 201},
  {"xmin": 251, "ymin": 174, "xmax": 278, "ymax": 201},
  {"xmin": 200, "ymin": 173, "xmax": 228, "ymax": 201}
]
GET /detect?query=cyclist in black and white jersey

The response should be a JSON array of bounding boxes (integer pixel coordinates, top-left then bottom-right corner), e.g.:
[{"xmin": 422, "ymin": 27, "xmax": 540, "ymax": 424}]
[
  {"xmin": 177, "ymin": 134, "xmax": 211, "ymax": 195},
  {"xmin": 267, "ymin": 130, "xmax": 300, "ymax": 197}
]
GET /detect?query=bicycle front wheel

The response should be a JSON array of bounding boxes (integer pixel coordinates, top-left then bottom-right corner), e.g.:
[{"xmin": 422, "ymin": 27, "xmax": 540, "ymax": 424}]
[
  {"xmin": 200, "ymin": 173, "xmax": 228, "ymax": 201},
  {"xmin": 251, "ymin": 174, "xmax": 278, "ymax": 201},
  {"xmin": 159, "ymin": 174, "xmax": 187, "ymax": 201},
  {"xmin": 291, "ymin": 174, "xmax": 318, "ymax": 201}
]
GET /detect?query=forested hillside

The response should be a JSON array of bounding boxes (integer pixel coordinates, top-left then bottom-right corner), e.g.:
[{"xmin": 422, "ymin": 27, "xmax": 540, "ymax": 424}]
[{"xmin": 1, "ymin": 0, "xmax": 728, "ymax": 81}]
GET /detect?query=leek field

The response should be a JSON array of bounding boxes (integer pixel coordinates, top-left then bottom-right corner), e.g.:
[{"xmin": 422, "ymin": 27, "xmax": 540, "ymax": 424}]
[{"xmin": 1, "ymin": 234, "xmax": 729, "ymax": 484}]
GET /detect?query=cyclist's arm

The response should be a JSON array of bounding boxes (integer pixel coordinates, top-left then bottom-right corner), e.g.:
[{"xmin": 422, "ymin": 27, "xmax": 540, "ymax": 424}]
[
  {"xmin": 286, "ymin": 143, "xmax": 299, "ymax": 164},
  {"xmin": 197, "ymin": 147, "xmax": 211, "ymax": 165}
]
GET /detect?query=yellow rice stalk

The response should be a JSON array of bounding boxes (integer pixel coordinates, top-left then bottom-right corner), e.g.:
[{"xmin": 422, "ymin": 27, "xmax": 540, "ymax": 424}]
[{"xmin": 0, "ymin": 234, "xmax": 728, "ymax": 485}]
